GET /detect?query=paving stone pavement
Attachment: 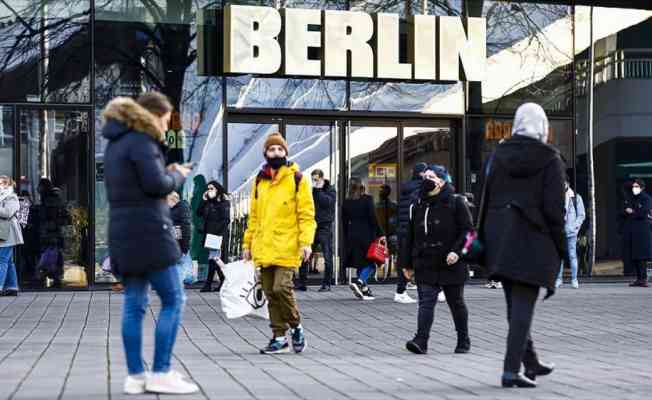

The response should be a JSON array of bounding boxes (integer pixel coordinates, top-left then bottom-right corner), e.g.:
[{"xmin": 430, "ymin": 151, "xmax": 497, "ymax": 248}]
[{"xmin": 0, "ymin": 283, "xmax": 651, "ymax": 400}]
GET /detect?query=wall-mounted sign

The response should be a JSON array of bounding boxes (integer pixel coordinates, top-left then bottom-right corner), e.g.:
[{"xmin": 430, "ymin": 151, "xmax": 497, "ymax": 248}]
[
  {"xmin": 485, "ymin": 119, "xmax": 556, "ymax": 143},
  {"xmin": 221, "ymin": 5, "xmax": 486, "ymax": 82}
]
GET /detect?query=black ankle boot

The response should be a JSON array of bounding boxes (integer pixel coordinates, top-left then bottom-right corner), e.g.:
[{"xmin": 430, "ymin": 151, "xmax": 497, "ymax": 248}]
[
  {"xmin": 454, "ymin": 336, "xmax": 471, "ymax": 354},
  {"xmin": 524, "ymin": 362, "xmax": 554, "ymax": 381},
  {"xmin": 406, "ymin": 337, "xmax": 428, "ymax": 354},
  {"xmin": 501, "ymin": 372, "xmax": 537, "ymax": 388},
  {"xmin": 200, "ymin": 282, "xmax": 213, "ymax": 293}
]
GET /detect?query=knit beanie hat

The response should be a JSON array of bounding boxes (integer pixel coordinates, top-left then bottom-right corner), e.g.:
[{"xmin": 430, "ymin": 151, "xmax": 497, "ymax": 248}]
[
  {"xmin": 412, "ymin": 162, "xmax": 428, "ymax": 179},
  {"xmin": 429, "ymin": 164, "xmax": 452, "ymax": 183},
  {"xmin": 263, "ymin": 132, "xmax": 289, "ymax": 155}
]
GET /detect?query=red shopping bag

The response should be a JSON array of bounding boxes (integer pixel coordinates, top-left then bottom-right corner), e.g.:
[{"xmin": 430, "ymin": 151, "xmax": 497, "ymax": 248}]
[{"xmin": 366, "ymin": 238, "xmax": 388, "ymax": 264}]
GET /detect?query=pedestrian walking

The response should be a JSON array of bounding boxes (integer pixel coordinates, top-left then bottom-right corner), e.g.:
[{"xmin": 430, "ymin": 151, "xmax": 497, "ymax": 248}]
[
  {"xmin": 556, "ymin": 179, "xmax": 585, "ymax": 289},
  {"xmin": 623, "ymin": 179, "xmax": 652, "ymax": 287},
  {"xmin": 295, "ymin": 169, "xmax": 336, "ymax": 292},
  {"xmin": 395, "ymin": 163, "xmax": 428, "ymax": 304},
  {"xmin": 402, "ymin": 166, "xmax": 473, "ymax": 355},
  {"xmin": 0, "ymin": 176, "xmax": 24, "ymax": 297},
  {"xmin": 482, "ymin": 103, "xmax": 563, "ymax": 388},
  {"xmin": 168, "ymin": 191, "xmax": 192, "ymax": 290},
  {"xmin": 102, "ymin": 92, "xmax": 197, "ymax": 394},
  {"xmin": 242, "ymin": 132, "xmax": 316, "ymax": 354},
  {"xmin": 342, "ymin": 178, "xmax": 385, "ymax": 300},
  {"xmin": 197, "ymin": 181, "xmax": 230, "ymax": 292}
]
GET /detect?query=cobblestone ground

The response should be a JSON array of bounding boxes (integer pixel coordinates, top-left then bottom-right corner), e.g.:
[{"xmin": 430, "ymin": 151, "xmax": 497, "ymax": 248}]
[{"xmin": 0, "ymin": 284, "xmax": 651, "ymax": 400}]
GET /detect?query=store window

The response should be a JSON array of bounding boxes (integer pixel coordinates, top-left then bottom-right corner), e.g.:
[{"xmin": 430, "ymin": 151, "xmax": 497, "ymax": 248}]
[
  {"xmin": 0, "ymin": 107, "xmax": 13, "ymax": 176},
  {"xmin": 0, "ymin": 1, "xmax": 91, "ymax": 103}
]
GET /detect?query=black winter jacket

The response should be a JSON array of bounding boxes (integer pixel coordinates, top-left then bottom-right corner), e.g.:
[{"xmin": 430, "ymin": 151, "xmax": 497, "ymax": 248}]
[
  {"xmin": 342, "ymin": 194, "xmax": 384, "ymax": 269},
  {"xmin": 482, "ymin": 136, "xmax": 566, "ymax": 290},
  {"xmin": 401, "ymin": 185, "xmax": 473, "ymax": 286},
  {"xmin": 313, "ymin": 180, "xmax": 336, "ymax": 226},
  {"xmin": 102, "ymin": 98, "xmax": 185, "ymax": 277},
  {"xmin": 398, "ymin": 179, "xmax": 422, "ymax": 236},
  {"xmin": 197, "ymin": 195, "xmax": 230, "ymax": 258},
  {"xmin": 170, "ymin": 200, "xmax": 192, "ymax": 254},
  {"xmin": 622, "ymin": 191, "xmax": 652, "ymax": 261}
]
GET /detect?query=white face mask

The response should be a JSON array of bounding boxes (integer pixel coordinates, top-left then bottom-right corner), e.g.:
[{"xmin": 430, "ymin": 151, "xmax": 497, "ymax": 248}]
[
  {"xmin": 633, "ymin": 187, "xmax": 642, "ymax": 196},
  {"xmin": 208, "ymin": 191, "xmax": 217, "ymax": 199}
]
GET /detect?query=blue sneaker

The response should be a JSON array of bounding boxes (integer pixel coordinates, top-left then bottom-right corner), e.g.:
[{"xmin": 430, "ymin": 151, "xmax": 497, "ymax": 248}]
[
  {"xmin": 291, "ymin": 326, "xmax": 306, "ymax": 353},
  {"xmin": 260, "ymin": 338, "xmax": 289, "ymax": 354}
]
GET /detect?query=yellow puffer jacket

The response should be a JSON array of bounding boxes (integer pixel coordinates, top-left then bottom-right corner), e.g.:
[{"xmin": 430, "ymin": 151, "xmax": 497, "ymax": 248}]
[{"xmin": 243, "ymin": 162, "xmax": 316, "ymax": 268}]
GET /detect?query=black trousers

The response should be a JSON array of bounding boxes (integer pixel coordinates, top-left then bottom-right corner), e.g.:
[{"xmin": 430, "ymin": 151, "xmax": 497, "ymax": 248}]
[
  {"xmin": 636, "ymin": 260, "xmax": 649, "ymax": 282},
  {"xmin": 395, "ymin": 236, "xmax": 409, "ymax": 294},
  {"xmin": 299, "ymin": 225, "xmax": 334, "ymax": 286},
  {"xmin": 416, "ymin": 283, "xmax": 468, "ymax": 341},
  {"xmin": 622, "ymin": 232, "xmax": 636, "ymax": 276},
  {"xmin": 502, "ymin": 279, "xmax": 542, "ymax": 373},
  {"xmin": 205, "ymin": 259, "xmax": 225, "ymax": 288}
]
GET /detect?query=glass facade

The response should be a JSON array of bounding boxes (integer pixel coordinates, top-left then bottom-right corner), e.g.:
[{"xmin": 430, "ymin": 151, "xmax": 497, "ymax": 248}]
[{"xmin": 1, "ymin": 0, "xmax": 651, "ymax": 288}]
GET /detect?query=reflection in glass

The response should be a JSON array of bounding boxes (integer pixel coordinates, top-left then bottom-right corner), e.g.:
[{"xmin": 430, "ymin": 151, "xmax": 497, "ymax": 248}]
[
  {"xmin": 0, "ymin": 107, "xmax": 13, "ymax": 176},
  {"xmin": 351, "ymin": 81, "xmax": 464, "ymax": 114},
  {"xmin": 18, "ymin": 109, "xmax": 90, "ymax": 289}
]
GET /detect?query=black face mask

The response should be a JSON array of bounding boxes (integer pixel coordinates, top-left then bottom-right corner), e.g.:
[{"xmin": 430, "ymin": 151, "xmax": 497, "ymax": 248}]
[
  {"xmin": 266, "ymin": 156, "xmax": 287, "ymax": 170},
  {"xmin": 422, "ymin": 179, "xmax": 437, "ymax": 193}
]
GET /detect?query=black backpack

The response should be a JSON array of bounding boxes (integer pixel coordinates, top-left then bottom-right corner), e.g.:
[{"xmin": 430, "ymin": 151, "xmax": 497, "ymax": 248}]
[{"xmin": 254, "ymin": 170, "xmax": 303, "ymax": 199}]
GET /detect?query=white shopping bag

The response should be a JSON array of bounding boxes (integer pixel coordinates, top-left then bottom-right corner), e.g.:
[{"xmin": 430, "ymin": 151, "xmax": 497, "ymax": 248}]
[
  {"xmin": 204, "ymin": 234, "xmax": 223, "ymax": 250},
  {"xmin": 220, "ymin": 260, "xmax": 269, "ymax": 320}
]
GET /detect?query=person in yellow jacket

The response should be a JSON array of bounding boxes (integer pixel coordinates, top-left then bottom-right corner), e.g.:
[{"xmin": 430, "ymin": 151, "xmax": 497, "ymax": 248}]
[{"xmin": 243, "ymin": 132, "xmax": 316, "ymax": 354}]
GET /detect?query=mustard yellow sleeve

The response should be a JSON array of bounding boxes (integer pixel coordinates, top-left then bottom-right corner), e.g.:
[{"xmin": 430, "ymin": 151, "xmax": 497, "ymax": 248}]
[
  {"xmin": 296, "ymin": 174, "xmax": 317, "ymax": 248},
  {"xmin": 243, "ymin": 180, "xmax": 258, "ymax": 250}
]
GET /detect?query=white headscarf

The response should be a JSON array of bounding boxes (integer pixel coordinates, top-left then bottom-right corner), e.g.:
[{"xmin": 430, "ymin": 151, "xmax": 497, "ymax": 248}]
[{"xmin": 511, "ymin": 103, "xmax": 550, "ymax": 144}]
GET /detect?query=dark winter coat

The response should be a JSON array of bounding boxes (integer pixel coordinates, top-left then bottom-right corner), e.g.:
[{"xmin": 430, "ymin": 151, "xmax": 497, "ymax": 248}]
[
  {"xmin": 482, "ymin": 136, "xmax": 566, "ymax": 290},
  {"xmin": 401, "ymin": 184, "xmax": 473, "ymax": 286},
  {"xmin": 34, "ymin": 188, "xmax": 69, "ymax": 249},
  {"xmin": 197, "ymin": 195, "xmax": 231, "ymax": 258},
  {"xmin": 102, "ymin": 97, "xmax": 185, "ymax": 277},
  {"xmin": 342, "ymin": 194, "xmax": 384, "ymax": 269},
  {"xmin": 170, "ymin": 200, "xmax": 192, "ymax": 254},
  {"xmin": 313, "ymin": 180, "xmax": 336, "ymax": 226},
  {"xmin": 397, "ymin": 179, "xmax": 422, "ymax": 236},
  {"xmin": 622, "ymin": 191, "xmax": 652, "ymax": 261}
]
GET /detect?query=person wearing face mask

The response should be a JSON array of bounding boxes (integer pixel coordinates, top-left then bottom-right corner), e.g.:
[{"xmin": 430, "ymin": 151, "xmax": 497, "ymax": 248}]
[
  {"xmin": 482, "ymin": 103, "xmax": 564, "ymax": 388},
  {"xmin": 102, "ymin": 92, "xmax": 197, "ymax": 395},
  {"xmin": 622, "ymin": 179, "xmax": 652, "ymax": 288},
  {"xmin": 168, "ymin": 191, "xmax": 192, "ymax": 290},
  {"xmin": 556, "ymin": 179, "xmax": 585, "ymax": 289},
  {"xmin": 243, "ymin": 132, "xmax": 316, "ymax": 354},
  {"xmin": 401, "ymin": 167, "xmax": 473, "ymax": 355},
  {"xmin": 197, "ymin": 181, "xmax": 230, "ymax": 292},
  {"xmin": 0, "ymin": 176, "xmax": 23, "ymax": 297}
]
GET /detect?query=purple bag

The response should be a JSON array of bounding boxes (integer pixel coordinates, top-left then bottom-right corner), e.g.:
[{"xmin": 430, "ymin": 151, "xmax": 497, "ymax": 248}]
[{"xmin": 37, "ymin": 246, "xmax": 63, "ymax": 276}]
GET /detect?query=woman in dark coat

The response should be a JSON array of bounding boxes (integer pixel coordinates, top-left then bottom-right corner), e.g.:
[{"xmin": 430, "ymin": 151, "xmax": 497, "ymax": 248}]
[
  {"xmin": 401, "ymin": 167, "xmax": 473, "ymax": 355},
  {"xmin": 623, "ymin": 179, "xmax": 652, "ymax": 287},
  {"xmin": 102, "ymin": 93, "xmax": 198, "ymax": 394},
  {"xmin": 342, "ymin": 178, "xmax": 384, "ymax": 300},
  {"xmin": 482, "ymin": 103, "xmax": 565, "ymax": 388},
  {"xmin": 196, "ymin": 181, "xmax": 230, "ymax": 292}
]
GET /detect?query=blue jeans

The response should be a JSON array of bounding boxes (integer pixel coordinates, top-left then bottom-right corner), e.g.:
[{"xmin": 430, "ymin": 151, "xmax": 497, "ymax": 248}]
[
  {"xmin": 357, "ymin": 264, "xmax": 376, "ymax": 284},
  {"xmin": 558, "ymin": 235, "xmax": 578, "ymax": 281},
  {"xmin": 0, "ymin": 247, "xmax": 19, "ymax": 291},
  {"xmin": 122, "ymin": 265, "xmax": 186, "ymax": 375}
]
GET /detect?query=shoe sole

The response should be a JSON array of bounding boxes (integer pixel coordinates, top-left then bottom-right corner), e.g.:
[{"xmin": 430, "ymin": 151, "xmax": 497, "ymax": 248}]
[
  {"xmin": 395, "ymin": 297, "xmax": 416, "ymax": 304},
  {"xmin": 293, "ymin": 340, "xmax": 307, "ymax": 354},
  {"xmin": 350, "ymin": 283, "xmax": 363, "ymax": 299},
  {"xmin": 260, "ymin": 346, "xmax": 291, "ymax": 355},
  {"xmin": 145, "ymin": 385, "xmax": 199, "ymax": 395},
  {"xmin": 124, "ymin": 387, "xmax": 146, "ymax": 395},
  {"xmin": 406, "ymin": 341, "xmax": 427, "ymax": 354}
]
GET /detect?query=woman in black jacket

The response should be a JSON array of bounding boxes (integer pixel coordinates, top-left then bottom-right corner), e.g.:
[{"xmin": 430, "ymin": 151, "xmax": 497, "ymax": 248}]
[
  {"xmin": 342, "ymin": 178, "xmax": 384, "ymax": 300},
  {"xmin": 197, "ymin": 181, "xmax": 230, "ymax": 292},
  {"xmin": 402, "ymin": 167, "xmax": 473, "ymax": 355},
  {"xmin": 482, "ymin": 103, "xmax": 563, "ymax": 388},
  {"xmin": 623, "ymin": 179, "xmax": 652, "ymax": 287}
]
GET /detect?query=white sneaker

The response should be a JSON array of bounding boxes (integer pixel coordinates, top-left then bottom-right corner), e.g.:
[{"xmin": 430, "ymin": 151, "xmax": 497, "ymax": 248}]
[
  {"xmin": 362, "ymin": 293, "xmax": 375, "ymax": 301},
  {"xmin": 406, "ymin": 282, "xmax": 418, "ymax": 290},
  {"xmin": 437, "ymin": 291, "xmax": 446, "ymax": 303},
  {"xmin": 555, "ymin": 279, "xmax": 562, "ymax": 288},
  {"xmin": 571, "ymin": 279, "xmax": 579, "ymax": 289},
  {"xmin": 394, "ymin": 292, "xmax": 417, "ymax": 304},
  {"xmin": 124, "ymin": 374, "xmax": 146, "ymax": 395},
  {"xmin": 146, "ymin": 370, "xmax": 199, "ymax": 394},
  {"xmin": 494, "ymin": 281, "xmax": 503, "ymax": 289}
]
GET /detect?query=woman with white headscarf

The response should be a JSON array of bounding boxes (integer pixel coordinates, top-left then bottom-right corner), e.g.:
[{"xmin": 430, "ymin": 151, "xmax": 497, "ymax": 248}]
[{"xmin": 480, "ymin": 103, "xmax": 566, "ymax": 388}]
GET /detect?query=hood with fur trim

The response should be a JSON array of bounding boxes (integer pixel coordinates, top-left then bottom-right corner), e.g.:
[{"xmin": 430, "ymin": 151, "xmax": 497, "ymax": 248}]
[{"xmin": 101, "ymin": 97, "xmax": 165, "ymax": 143}]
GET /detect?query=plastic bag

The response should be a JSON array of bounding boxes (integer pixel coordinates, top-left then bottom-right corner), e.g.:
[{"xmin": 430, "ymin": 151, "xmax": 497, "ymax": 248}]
[
  {"xmin": 179, "ymin": 253, "xmax": 196, "ymax": 285},
  {"xmin": 219, "ymin": 260, "xmax": 269, "ymax": 319}
]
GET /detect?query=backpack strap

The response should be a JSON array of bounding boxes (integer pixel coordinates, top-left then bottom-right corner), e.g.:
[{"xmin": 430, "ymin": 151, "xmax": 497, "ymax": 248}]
[{"xmin": 254, "ymin": 168, "xmax": 303, "ymax": 199}]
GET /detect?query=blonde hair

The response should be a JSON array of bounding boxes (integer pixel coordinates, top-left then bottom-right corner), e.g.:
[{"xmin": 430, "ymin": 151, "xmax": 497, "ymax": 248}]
[{"xmin": 0, "ymin": 175, "xmax": 15, "ymax": 187}]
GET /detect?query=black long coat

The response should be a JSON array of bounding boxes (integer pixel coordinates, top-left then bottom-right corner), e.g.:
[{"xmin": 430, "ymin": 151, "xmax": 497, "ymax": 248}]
[
  {"xmin": 401, "ymin": 185, "xmax": 473, "ymax": 286},
  {"xmin": 622, "ymin": 191, "xmax": 652, "ymax": 261},
  {"xmin": 102, "ymin": 98, "xmax": 185, "ymax": 277},
  {"xmin": 196, "ymin": 196, "xmax": 231, "ymax": 259},
  {"xmin": 482, "ymin": 136, "xmax": 567, "ymax": 290},
  {"xmin": 170, "ymin": 200, "xmax": 192, "ymax": 254},
  {"xmin": 342, "ymin": 194, "xmax": 384, "ymax": 269}
]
